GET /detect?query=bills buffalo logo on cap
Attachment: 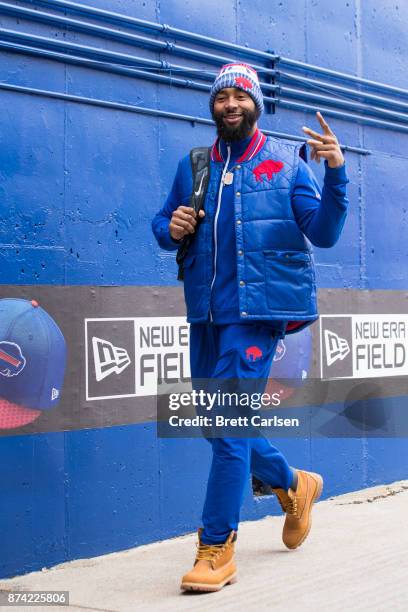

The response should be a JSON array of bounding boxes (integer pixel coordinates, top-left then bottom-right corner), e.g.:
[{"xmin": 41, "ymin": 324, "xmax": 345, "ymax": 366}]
[
  {"xmin": 245, "ymin": 345, "xmax": 263, "ymax": 362},
  {"xmin": 235, "ymin": 76, "xmax": 253, "ymax": 90},
  {"xmin": 0, "ymin": 341, "xmax": 26, "ymax": 377},
  {"xmin": 253, "ymin": 159, "xmax": 284, "ymax": 182}
]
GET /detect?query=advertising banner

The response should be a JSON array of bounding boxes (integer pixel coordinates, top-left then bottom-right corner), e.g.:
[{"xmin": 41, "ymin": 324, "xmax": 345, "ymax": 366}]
[{"xmin": 0, "ymin": 285, "xmax": 407, "ymax": 437}]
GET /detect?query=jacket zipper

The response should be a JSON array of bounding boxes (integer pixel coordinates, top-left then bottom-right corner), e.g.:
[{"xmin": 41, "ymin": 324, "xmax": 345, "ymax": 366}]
[{"xmin": 209, "ymin": 146, "xmax": 231, "ymax": 323}]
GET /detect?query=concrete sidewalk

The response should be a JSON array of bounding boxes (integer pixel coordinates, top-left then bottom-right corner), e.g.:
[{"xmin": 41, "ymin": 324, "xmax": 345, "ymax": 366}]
[{"xmin": 1, "ymin": 481, "xmax": 407, "ymax": 612}]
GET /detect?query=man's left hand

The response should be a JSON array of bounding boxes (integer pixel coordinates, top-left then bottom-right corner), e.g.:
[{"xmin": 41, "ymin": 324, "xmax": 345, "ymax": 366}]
[{"xmin": 302, "ymin": 112, "xmax": 345, "ymax": 168}]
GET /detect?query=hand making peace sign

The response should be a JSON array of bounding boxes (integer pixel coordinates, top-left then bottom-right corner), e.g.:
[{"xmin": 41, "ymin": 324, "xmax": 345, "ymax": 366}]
[{"xmin": 302, "ymin": 112, "xmax": 345, "ymax": 168}]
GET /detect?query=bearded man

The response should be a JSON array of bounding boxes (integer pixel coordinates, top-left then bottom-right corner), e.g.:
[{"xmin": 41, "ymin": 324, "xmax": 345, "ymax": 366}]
[{"xmin": 152, "ymin": 63, "xmax": 349, "ymax": 592}]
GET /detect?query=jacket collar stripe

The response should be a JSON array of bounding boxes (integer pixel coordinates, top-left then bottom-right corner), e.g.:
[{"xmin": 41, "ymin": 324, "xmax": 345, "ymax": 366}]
[
  {"xmin": 211, "ymin": 141, "xmax": 223, "ymax": 162},
  {"xmin": 211, "ymin": 130, "xmax": 266, "ymax": 163},
  {"xmin": 236, "ymin": 129, "xmax": 261, "ymax": 163},
  {"xmin": 247, "ymin": 132, "xmax": 266, "ymax": 161}
]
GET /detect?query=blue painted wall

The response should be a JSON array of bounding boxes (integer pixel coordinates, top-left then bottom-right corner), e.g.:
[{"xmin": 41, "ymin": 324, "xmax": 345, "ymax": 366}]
[{"xmin": 1, "ymin": 0, "xmax": 408, "ymax": 578}]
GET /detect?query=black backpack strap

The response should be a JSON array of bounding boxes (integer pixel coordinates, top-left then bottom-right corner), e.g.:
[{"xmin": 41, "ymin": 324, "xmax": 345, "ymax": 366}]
[
  {"xmin": 299, "ymin": 142, "xmax": 308, "ymax": 162},
  {"xmin": 176, "ymin": 147, "xmax": 211, "ymax": 281}
]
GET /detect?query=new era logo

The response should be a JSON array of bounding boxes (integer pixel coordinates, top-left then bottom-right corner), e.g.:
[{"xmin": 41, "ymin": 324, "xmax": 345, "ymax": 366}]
[
  {"xmin": 51, "ymin": 387, "xmax": 60, "ymax": 401},
  {"xmin": 320, "ymin": 316, "xmax": 353, "ymax": 379},
  {"xmin": 92, "ymin": 336, "xmax": 131, "ymax": 382},
  {"xmin": 85, "ymin": 319, "xmax": 136, "ymax": 401},
  {"xmin": 324, "ymin": 329, "xmax": 350, "ymax": 366}
]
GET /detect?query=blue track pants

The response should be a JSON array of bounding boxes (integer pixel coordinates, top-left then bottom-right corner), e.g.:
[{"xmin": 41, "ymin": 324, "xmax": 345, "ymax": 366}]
[{"xmin": 189, "ymin": 322, "xmax": 294, "ymax": 545}]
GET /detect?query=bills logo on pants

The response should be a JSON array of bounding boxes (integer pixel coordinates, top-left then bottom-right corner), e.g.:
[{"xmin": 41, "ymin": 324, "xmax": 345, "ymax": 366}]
[{"xmin": 245, "ymin": 345, "xmax": 263, "ymax": 362}]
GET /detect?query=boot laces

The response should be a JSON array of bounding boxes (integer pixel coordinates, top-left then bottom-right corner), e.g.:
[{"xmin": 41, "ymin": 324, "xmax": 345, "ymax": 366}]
[
  {"xmin": 275, "ymin": 491, "xmax": 298, "ymax": 515},
  {"xmin": 283, "ymin": 498, "xmax": 298, "ymax": 515},
  {"xmin": 196, "ymin": 541, "xmax": 227, "ymax": 563}
]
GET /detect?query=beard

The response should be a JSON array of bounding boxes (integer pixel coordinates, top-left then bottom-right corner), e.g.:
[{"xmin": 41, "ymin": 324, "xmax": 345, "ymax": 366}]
[{"xmin": 212, "ymin": 107, "xmax": 259, "ymax": 142}]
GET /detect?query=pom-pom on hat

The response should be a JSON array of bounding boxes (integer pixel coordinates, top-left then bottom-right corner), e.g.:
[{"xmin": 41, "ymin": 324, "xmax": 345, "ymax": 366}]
[{"xmin": 209, "ymin": 63, "xmax": 264, "ymax": 116}]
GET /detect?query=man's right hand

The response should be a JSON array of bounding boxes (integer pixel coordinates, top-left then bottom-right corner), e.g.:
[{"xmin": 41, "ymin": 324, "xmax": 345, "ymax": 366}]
[{"xmin": 169, "ymin": 206, "xmax": 205, "ymax": 241}]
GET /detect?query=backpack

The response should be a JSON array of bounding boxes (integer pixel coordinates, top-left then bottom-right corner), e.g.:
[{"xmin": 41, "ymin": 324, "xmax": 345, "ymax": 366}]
[{"xmin": 176, "ymin": 147, "xmax": 211, "ymax": 281}]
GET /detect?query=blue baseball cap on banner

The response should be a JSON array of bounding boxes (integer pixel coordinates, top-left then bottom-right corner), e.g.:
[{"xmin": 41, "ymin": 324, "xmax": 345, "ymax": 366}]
[{"xmin": 0, "ymin": 298, "xmax": 67, "ymax": 420}]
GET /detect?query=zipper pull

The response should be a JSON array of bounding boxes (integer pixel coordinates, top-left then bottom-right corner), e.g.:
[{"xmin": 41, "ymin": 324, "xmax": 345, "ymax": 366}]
[{"xmin": 223, "ymin": 146, "xmax": 233, "ymax": 185}]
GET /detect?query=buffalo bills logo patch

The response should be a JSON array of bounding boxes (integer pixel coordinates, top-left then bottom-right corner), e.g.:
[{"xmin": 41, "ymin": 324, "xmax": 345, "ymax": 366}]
[
  {"xmin": 0, "ymin": 341, "xmax": 26, "ymax": 377},
  {"xmin": 253, "ymin": 159, "xmax": 284, "ymax": 182},
  {"xmin": 273, "ymin": 340, "xmax": 286, "ymax": 362},
  {"xmin": 245, "ymin": 345, "xmax": 263, "ymax": 362},
  {"xmin": 235, "ymin": 76, "xmax": 253, "ymax": 90}
]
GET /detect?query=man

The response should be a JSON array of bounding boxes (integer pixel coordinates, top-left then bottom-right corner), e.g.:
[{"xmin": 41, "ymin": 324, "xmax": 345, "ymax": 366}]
[{"xmin": 152, "ymin": 63, "xmax": 348, "ymax": 592}]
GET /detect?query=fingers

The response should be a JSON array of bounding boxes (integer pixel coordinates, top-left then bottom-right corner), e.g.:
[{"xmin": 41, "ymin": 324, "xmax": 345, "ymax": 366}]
[
  {"xmin": 172, "ymin": 215, "xmax": 196, "ymax": 234},
  {"xmin": 176, "ymin": 206, "xmax": 197, "ymax": 224},
  {"xmin": 315, "ymin": 150, "xmax": 332, "ymax": 158},
  {"xmin": 316, "ymin": 111, "xmax": 334, "ymax": 135},
  {"xmin": 310, "ymin": 149, "xmax": 341, "ymax": 164},
  {"xmin": 303, "ymin": 112, "xmax": 335, "ymax": 143},
  {"xmin": 302, "ymin": 126, "xmax": 322, "ymax": 140},
  {"xmin": 308, "ymin": 140, "xmax": 336, "ymax": 164},
  {"xmin": 170, "ymin": 205, "xmax": 205, "ymax": 239},
  {"xmin": 310, "ymin": 148, "xmax": 320, "ymax": 163},
  {"xmin": 177, "ymin": 205, "xmax": 197, "ymax": 214},
  {"xmin": 306, "ymin": 119, "xmax": 345, "ymax": 167},
  {"xmin": 307, "ymin": 140, "xmax": 337, "ymax": 150},
  {"xmin": 175, "ymin": 206, "xmax": 197, "ymax": 220},
  {"xmin": 303, "ymin": 127, "xmax": 336, "ymax": 144},
  {"xmin": 309, "ymin": 143, "xmax": 331, "ymax": 163},
  {"xmin": 169, "ymin": 220, "xmax": 192, "ymax": 240},
  {"xmin": 176, "ymin": 205, "xmax": 205, "ymax": 220},
  {"xmin": 312, "ymin": 150, "xmax": 334, "ymax": 163}
]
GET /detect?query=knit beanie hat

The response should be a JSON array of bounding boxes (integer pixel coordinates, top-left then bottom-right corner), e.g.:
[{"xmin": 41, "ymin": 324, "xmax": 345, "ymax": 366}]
[{"xmin": 209, "ymin": 63, "xmax": 264, "ymax": 116}]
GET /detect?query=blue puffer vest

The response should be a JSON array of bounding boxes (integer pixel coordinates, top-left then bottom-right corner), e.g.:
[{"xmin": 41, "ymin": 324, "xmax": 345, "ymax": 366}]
[{"xmin": 182, "ymin": 135, "xmax": 318, "ymax": 333}]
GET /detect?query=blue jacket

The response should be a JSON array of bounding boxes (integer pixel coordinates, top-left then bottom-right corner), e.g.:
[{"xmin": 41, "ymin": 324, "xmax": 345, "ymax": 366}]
[{"xmin": 152, "ymin": 130, "xmax": 349, "ymax": 334}]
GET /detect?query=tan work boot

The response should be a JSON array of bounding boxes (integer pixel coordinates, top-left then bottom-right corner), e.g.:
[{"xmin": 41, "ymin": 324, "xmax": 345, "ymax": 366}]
[
  {"xmin": 272, "ymin": 469, "xmax": 323, "ymax": 550},
  {"xmin": 180, "ymin": 528, "xmax": 237, "ymax": 592}
]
